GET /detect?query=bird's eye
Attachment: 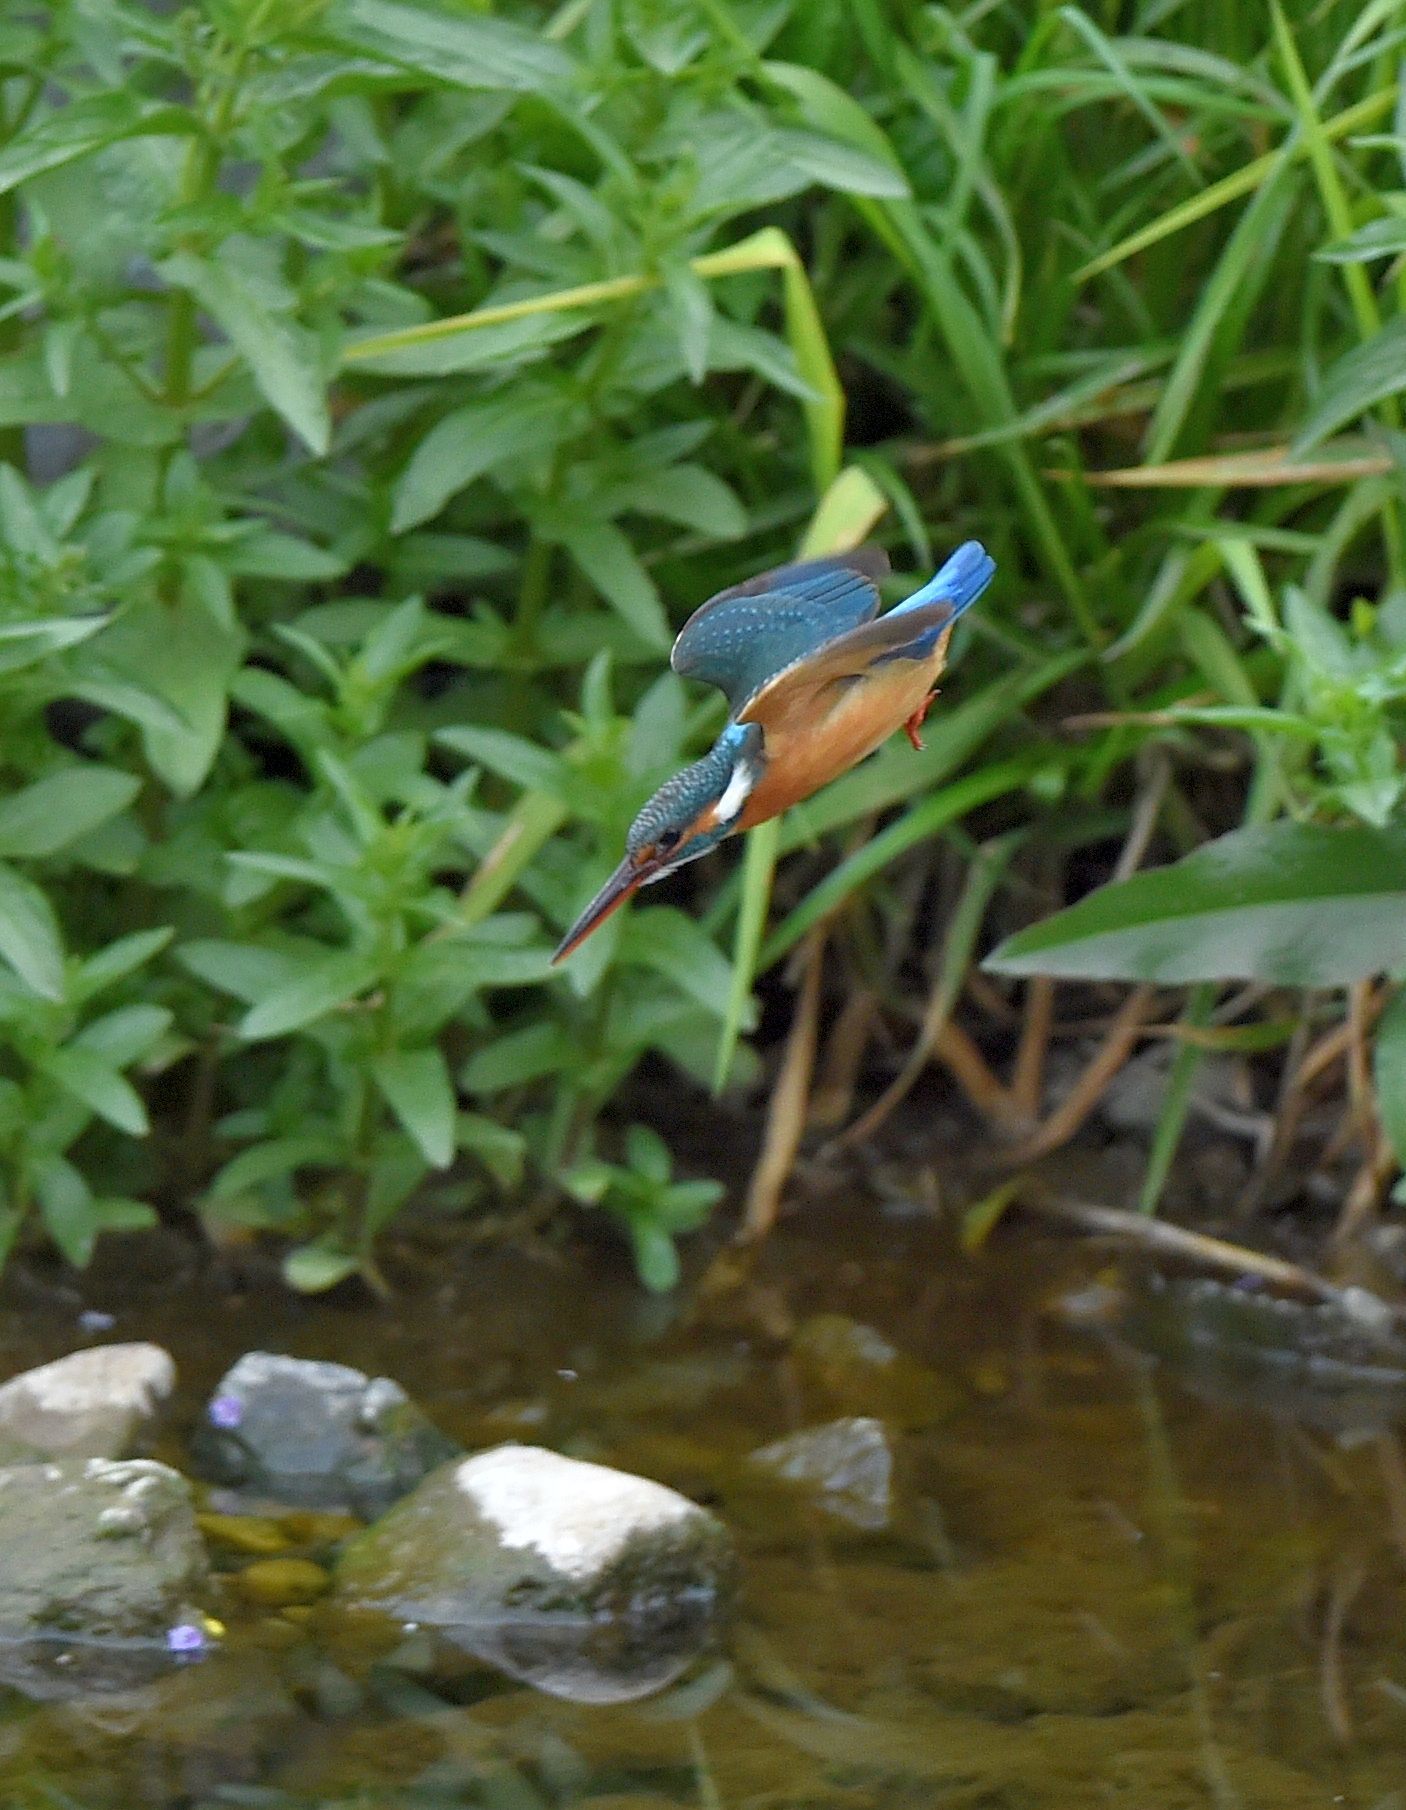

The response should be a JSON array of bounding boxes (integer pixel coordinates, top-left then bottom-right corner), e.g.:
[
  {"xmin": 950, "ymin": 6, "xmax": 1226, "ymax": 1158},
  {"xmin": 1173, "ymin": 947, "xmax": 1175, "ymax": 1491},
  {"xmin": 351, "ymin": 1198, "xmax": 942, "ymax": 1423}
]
[{"xmin": 657, "ymin": 829, "xmax": 682, "ymax": 854}]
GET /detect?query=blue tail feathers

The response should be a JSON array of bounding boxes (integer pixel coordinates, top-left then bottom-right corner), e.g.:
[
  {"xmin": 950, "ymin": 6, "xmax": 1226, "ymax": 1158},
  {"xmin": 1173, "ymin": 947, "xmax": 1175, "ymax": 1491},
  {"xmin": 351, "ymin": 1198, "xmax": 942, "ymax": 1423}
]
[{"xmin": 894, "ymin": 540, "xmax": 995, "ymax": 617}]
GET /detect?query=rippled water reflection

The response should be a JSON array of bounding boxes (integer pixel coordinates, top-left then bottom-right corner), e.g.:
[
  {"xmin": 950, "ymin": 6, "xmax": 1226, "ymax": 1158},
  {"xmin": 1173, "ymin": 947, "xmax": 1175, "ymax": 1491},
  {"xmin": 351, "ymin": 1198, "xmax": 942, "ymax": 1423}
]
[{"xmin": 3, "ymin": 1201, "xmax": 1405, "ymax": 1808}]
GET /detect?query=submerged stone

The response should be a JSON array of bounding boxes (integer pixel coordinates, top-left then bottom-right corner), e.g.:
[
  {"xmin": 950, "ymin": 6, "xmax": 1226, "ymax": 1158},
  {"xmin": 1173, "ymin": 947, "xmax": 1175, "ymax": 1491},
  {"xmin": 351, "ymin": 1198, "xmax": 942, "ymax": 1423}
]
[
  {"xmin": 1120, "ymin": 1270, "xmax": 1406, "ymax": 1438},
  {"xmin": 0, "ymin": 1342, "xmax": 175, "ymax": 1463},
  {"xmin": 0, "ymin": 1457, "xmax": 210, "ymax": 1699},
  {"xmin": 332, "ymin": 1444, "xmax": 734, "ymax": 1703},
  {"xmin": 236, "ymin": 1557, "xmax": 331, "ymax": 1608},
  {"xmin": 190, "ymin": 1353, "xmax": 460, "ymax": 1518},
  {"xmin": 790, "ymin": 1315, "xmax": 960, "ymax": 1428},
  {"xmin": 749, "ymin": 1416, "xmax": 895, "ymax": 1529}
]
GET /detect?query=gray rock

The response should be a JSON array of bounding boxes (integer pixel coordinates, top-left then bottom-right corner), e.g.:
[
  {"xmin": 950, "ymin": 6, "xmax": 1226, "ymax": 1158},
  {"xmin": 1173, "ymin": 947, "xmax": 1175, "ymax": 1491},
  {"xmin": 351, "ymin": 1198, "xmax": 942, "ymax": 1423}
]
[
  {"xmin": 190, "ymin": 1353, "xmax": 460, "ymax": 1519},
  {"xmin": 0, "ymin": 1458, "xmax": 210, "ymax": 1699},
  {"xmin": 750, "ymin": 1416, "xmax": 895, "ymax": 1529},
  {"xmin": 0, "ymin": 1342, "xmax": 175, "ymax": 1463},
  {"xmin": 333, "ymin": 1444, "xmax": 734, "ymax": 1703}
]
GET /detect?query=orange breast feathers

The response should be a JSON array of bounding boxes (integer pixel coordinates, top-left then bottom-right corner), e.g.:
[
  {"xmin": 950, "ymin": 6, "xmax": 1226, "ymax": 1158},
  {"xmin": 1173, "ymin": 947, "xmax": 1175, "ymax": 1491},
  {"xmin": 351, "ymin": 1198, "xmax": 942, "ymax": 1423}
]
[{"xmin": 735, "ymin": 625, "xmax": 954, "ymax": 831}]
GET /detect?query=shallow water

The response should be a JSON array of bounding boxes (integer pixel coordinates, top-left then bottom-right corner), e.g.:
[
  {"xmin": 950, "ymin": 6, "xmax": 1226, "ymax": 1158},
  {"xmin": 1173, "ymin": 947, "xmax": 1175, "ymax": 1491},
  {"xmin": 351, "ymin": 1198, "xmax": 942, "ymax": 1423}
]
[{"xmin": 3, "ymin": 1201, "xmax": 1406, "ymax": 1809}]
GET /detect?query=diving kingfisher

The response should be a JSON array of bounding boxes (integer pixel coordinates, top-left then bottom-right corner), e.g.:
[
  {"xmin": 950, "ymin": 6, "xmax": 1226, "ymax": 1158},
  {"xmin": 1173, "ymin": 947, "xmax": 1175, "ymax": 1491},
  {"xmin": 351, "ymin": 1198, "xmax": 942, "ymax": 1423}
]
[{"xmin": 552, "ymin": 539, "xmax": 995, "ymax": 962}]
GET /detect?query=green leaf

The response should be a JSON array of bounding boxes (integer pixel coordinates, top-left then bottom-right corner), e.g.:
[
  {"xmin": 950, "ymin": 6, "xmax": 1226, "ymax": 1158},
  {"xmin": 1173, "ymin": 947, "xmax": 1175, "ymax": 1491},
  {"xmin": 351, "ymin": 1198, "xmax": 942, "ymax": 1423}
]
[
  {"xmin": 39, "ymin": 1046, "xmax": 148, "ymax": 1136},
  {"xmin": 33, "ymin": 1156, "xmax": 96, "ymax": 1268},
  {"xmin": 986, "ymin": 822, "xmax": 1406, "ymax": 987},
  {"xmin": 392, "ymin": 391, "xmax": 560, "ymax": 531},
  {"xmin": 0, "ymin": 95, "xmax": 195, "ymax": 195},
  {"xmin": 160, "ymin": 251, "xmax": 331, "ymax": 455},
  {"xmin": 554, "ymin": 518, "xmax": 670, "ymax": 648},
  {"xmin": 239, "ymin": 949, "xmax": 379, "ymax": 1041},
  {"xmin": 1316, "ymin": 216, "xmax": 1406, "ymax": 264},
  {"xmin": 178, "ymin": 939, "xmax": 303, "ymax": 1006},
  {"xmin": 1376, "ymin": 987, "xmax": 1406, "ymax": 1169},
  {"xmin": 629, "ymin": 1220, "xmax": 681, "ymax": 1293},
  {"xmin": 0, "ymin": 766, "xmax": 139, "ymax": 859},
  {"xmin": 76, "ymin": 927, "xmax": 173, "ymax": 999},
  {"xmin": 73, "ymin": 1004, "xmax": 172, "ymax": 1067},
  {"xmin": 372, "ymin": 1045, "xmax": 456, "ymax": 1169},
  {"xmin": 435, "ymin": 724, "xmax": 564, "ymax": 795},
  {"xmin": 611, "ymin": 464, "xmax": 747, "ymax": 538},
  {"xmin": 99, "ymin": 596, "xmax": 245, "ymax": 796},
  {"xmin": 284, "ymin": 1239, "xmax": 360, "ymax": 1293},
  {"xmin": 207, "ymin": 1135, "xmax": 342, "ymax": 1199},
  {"xmin": 777, "ymin": 128, "xmax": 911, "ymax": 199},
  {"xmin": 318, "ymin": 0, "xmax": 574, "ymax": 92},
  {"xmin": 0, "ymin": 860, "xmax": 64, "ymax": 1000},
  {"xmin": 1294, "ymin": 316, "xmax": 1406, "ymax": 453}
]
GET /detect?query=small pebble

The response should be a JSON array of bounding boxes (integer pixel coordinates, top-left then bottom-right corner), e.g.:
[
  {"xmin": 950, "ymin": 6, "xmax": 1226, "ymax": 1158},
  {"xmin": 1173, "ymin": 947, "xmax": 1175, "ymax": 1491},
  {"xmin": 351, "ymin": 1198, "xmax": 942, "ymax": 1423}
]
[
  {"xmin": 237, "ymin": 1558, "xmax": 331, "ymax": 1608},
  {"xmin": 197, "ymin": 1512, "xmax": 293, "ymax": 1556}
]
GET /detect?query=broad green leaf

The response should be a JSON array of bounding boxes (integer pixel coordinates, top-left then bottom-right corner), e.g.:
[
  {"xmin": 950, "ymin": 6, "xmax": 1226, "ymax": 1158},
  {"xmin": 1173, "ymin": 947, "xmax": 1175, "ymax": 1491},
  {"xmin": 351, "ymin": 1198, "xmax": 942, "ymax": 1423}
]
[
  {"xmin": 0, "ymin": 861, "xmax": 64, "ymax": 1000},
  {"xmin": 77, "ymin": 927, "xmax": 173, "ymax": 999},
  {"xmin": 0, "ymin": 616, "xmax": 108, "ymax": 671},
  {"xmin": 284, "ymin": 1239, "xmax": 360, "ymax": 1293},
  {"xmin": 760, "ymin": 61, "xmax": 910, "ymax": 173},
  {"xmin": 33, "ymin": 1156, "xmax": 96, "ymax": 1267},
  {"xmin": 225, "ymin": 531, "xmax": 349, "ymax": 581},
  {"xmin": 208, "ymin": 1135, "xmax": 343, "ymax": 1199},
  {"xmin": 1294, "ymin": 316, "xmax": 1406, "ymax": 453},
  {"xmin": 610, "ymin": 464, "xmax": 746, "ymax": 538},
  {"xmin": 987, "ymin": 822, "xmax": 1406, "ymax": 986},
  {"xmin": 99, "ymin": 597, "xmax": 245, "ymax": 796},
  {"xmin": 160, "ymin": 251, "xmax": 331, "ymax": 455},
  {"xmin": 778, "ymin": 128, "xmax": 911, "ymax": 199},
  {"xmin": 462, "ymin": 1021, "xmax": 575, "ymax": 1093},
  {"xmin": 1316, "ymin": 216, "xmax": 1406, "ymax": 263},
  {"xmin": 239, "ymin": 949, "xmax": 379, "ymax": 1041},
  {"xmin": 629, "ymin": 1220, "xmax": 681, "ymax": 1293},
  {"xmin": 554, "ymin": 518, "xmax": 670, "ymax": 648},
  {"xmin": 39, "ymin": 1046, "xmax": 148, "ymax": 1136},
  {"xmin": 318, "ymin": 0, "xmax": 573, "ymax": 91},
  {"xmin": 435, "ymin": 725, "xmax": 564, "ymax": 795},
  {"xmin": 0, "ymin": 766, "xmax": 139, "ymax": 859},
  {"xmin": 0, "ymin": 95, "xmax": 194, "ymax": 194},
  {"xmin": 73, "ymin": 1004, "xmax": 172, "ymax": 1067},
  {"xmin": 372, "ymin": 1045, "xmax": 456, "ymax": 1169},
  {"xmin": 392, "ymin": 392, "xmax": 560, "ymax": 531},
  {"xmin": 177, "ymin": 939, "xmax": 303, "ymax": 1006}
]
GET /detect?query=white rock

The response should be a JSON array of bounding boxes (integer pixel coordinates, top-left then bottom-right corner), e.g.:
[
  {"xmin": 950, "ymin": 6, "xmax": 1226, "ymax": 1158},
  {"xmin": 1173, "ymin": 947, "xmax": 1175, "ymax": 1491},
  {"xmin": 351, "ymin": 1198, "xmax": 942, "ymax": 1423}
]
[
  {"xmin": 750, "ymin": 1416, "xmax": 895, "ymax": 1528},
  {"xmin": 0, "ymin": 1344, "xmax": 175, "ymax": 1461},
  {"xmin": 454, "ymin": 1443, "xmax": 699, "ymax": 1580}
]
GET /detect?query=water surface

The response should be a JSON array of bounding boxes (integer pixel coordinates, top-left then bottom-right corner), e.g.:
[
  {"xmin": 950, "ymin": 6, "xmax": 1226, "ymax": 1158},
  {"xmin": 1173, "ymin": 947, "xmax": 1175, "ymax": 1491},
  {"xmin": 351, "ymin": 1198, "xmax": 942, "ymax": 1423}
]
[{"xmin": 2, "ymin": 1200, "xmax": 1404, "ymax": 1809}]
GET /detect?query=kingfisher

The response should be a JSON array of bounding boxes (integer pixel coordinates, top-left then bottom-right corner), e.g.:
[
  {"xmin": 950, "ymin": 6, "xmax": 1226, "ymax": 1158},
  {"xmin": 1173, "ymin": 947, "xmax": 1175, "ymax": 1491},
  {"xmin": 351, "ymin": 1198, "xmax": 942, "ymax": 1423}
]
[{"xmin": 552, "ymin": 539, "xmax": 995, "ymax": 962}]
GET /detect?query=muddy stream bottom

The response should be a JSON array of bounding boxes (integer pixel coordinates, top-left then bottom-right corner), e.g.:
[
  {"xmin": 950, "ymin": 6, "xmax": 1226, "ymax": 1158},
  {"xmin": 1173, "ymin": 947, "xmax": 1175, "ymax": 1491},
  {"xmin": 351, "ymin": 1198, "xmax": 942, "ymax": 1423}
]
[{"xmin": 2, "ymin": 1195, "xmax": 1405, "ymax": 1809}]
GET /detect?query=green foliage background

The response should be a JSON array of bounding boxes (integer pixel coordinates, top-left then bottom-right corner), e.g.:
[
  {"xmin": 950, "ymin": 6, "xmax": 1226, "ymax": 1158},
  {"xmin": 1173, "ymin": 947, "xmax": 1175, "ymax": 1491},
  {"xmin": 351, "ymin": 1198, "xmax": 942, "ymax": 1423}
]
[{"xmin": 0, "ymin": 0, "xmax": 1404, "ymax": 1285}]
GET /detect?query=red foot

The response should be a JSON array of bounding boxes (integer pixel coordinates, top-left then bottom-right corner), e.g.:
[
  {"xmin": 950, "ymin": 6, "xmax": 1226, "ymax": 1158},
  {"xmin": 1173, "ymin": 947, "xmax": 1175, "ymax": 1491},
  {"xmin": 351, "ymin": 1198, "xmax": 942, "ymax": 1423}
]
[{"xmin": 904, "ymin": 689, "xmax": 937, "ymax": 751}]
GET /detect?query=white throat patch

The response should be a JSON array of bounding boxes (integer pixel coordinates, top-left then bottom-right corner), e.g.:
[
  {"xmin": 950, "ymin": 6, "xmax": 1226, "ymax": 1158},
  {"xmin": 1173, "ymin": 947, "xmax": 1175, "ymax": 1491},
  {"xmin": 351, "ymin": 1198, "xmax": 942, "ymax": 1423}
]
[{"xmin": 715, "ymin": 756, "xmax": 757, "ymax": 827}]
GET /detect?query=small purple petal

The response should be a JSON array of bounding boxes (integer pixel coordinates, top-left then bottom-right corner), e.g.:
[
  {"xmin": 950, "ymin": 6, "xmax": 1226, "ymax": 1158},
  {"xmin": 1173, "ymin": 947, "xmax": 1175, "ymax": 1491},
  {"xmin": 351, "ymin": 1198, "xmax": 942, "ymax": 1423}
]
[
  {"xmin": 166, "ymin": 1622, "xmax": 206, "ymax": 1654},
  {"xmin": 208, "ymin": 1394, "xmax": 244, "ymax": 1429}
]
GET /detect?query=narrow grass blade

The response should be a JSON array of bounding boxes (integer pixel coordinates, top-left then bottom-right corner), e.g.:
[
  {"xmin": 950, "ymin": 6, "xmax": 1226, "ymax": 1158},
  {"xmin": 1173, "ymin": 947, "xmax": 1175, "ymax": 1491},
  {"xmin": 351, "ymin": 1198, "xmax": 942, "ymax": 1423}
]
[
  {"xmin": 1074, "ymin": 85, "xmax": 1397, "ymax": 281},
  {"xmin": 1138, "ymin": 983, "xmax": 1215, "ymax": 1214},
  {"xmin": 714, "ymin": 817, "xmax": 779, "ymax": 1094},
  {"xmin": 1078, "ymin": 444, "xmax": 1393, "ymax": 487},
  {"xmin": 762, "ymin": 753, "xmax": 1053, "ymax": 968}
]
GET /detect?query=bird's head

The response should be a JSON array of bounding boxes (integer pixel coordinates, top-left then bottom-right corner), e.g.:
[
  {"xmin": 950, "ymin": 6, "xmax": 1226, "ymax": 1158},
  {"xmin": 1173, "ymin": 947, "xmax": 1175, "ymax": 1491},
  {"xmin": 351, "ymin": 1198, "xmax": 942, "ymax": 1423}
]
[{"xmin": 552, "ymin": 724, "xmax": 763, "ymax": 962}]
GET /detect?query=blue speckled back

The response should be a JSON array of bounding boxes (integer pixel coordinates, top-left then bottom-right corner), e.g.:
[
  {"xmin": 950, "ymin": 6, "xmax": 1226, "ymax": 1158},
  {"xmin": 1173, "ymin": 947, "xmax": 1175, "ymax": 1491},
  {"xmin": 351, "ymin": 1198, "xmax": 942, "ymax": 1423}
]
[{"xmin": 671, "ymin": 555, "xmax": 884, "ymax": 715}]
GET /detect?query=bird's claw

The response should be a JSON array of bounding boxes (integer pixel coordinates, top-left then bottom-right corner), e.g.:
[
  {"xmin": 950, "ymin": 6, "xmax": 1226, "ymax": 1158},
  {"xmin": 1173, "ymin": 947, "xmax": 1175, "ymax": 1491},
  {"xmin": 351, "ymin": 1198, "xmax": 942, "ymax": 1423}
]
[{"xmin": 904, "ymin": 690, "xmax": 937, "ymax": 752}]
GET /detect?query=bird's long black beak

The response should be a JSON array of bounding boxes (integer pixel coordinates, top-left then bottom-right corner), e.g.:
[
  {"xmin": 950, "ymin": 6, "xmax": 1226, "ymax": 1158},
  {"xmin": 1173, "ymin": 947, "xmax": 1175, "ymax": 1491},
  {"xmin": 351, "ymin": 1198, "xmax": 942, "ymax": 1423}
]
[{"xmin": 552, "ymin": 855, "xmax": 651, "ymax": 964}]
